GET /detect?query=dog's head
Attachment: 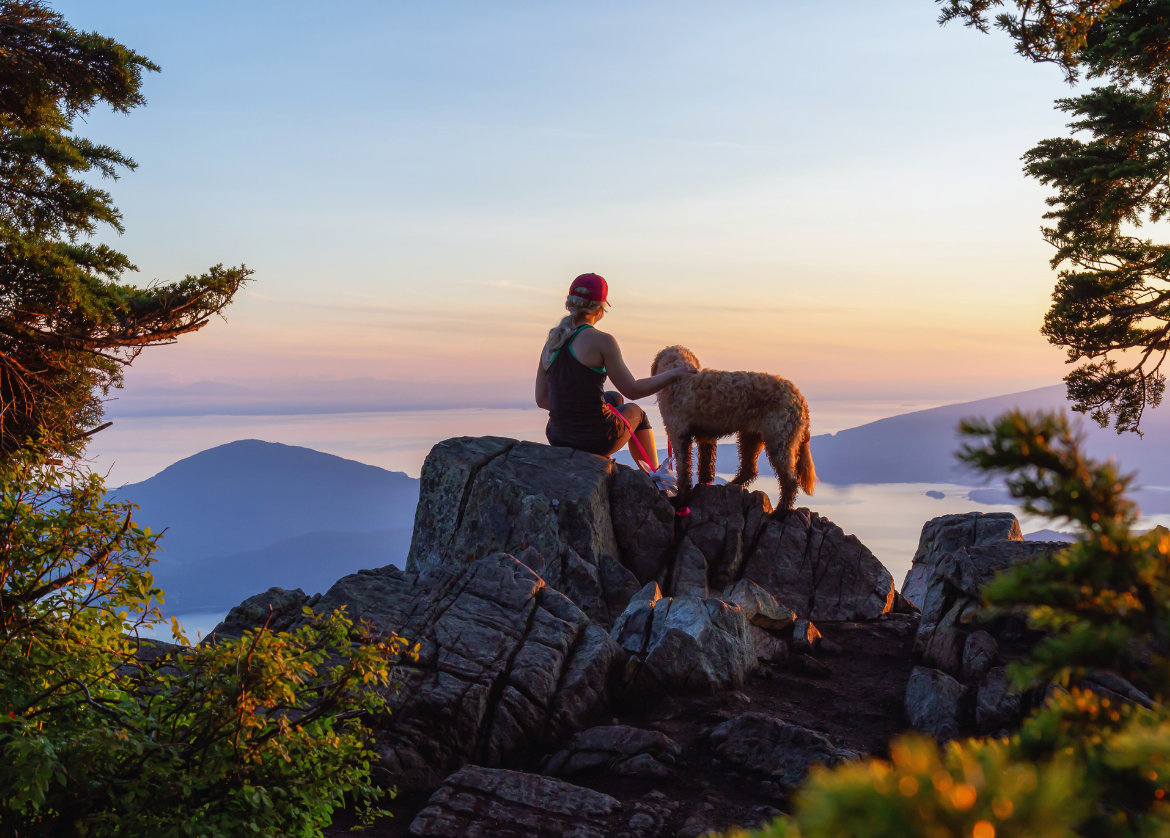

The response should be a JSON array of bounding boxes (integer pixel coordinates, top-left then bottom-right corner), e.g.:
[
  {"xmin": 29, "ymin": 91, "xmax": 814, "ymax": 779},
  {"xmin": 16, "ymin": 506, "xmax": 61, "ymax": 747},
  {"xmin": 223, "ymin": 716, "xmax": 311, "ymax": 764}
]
[{"xmin": 651, "ymin": 345, "xmax": 702, "ymax": 376}]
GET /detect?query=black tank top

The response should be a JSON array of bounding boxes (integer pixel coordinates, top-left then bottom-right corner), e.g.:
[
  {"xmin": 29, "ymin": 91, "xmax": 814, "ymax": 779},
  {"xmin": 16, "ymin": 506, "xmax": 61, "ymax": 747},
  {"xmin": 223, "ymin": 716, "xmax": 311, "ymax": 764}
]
[{"xmin": 545, "ymin": 325, "xmax": 623, "ymax": 455}]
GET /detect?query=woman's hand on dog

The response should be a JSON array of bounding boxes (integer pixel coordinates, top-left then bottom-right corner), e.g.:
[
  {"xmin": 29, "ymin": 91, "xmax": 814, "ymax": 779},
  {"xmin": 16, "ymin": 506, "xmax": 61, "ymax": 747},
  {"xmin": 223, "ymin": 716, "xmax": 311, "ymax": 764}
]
[{"xmin": 670, "ymin": 364, "xmax": 699, "ymax": 380}]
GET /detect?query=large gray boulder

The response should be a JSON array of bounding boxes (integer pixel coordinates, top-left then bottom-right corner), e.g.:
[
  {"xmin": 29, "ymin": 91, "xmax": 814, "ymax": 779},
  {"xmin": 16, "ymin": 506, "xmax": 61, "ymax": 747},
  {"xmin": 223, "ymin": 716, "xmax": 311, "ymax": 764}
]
[
  {"xmin": 710, "ymin": 712, "xmax": 860, "ymax": 787},
  {"xmin": 975, "ymin": 667, "xmax": 1023, "ymax": 735},
  {"xmin": 406, "ymin": 437, "xmax": 670, "ymax": 626},
  {"xmin": 544, "ymin": 725, "xmax": 682, "ymax": 779},
  {"xmin": 405, "ymin": 439, "xmax": 894, "ymax": 628},
  {"xmin": 610, "ymin": 583, "xmax": 756, "ymax": 701},
  {"xmin": 902, "ymin": 512, "xmax": 1022, "ymax": 608},
  {"xmin": 300, "ymin": 553, "xmax": 622, "ymax": 793},
  {"xmin": 740, "ymin": 507, "xmax": 895, "ymax": 621},
  {"xmin": 904, "ymin": 512, "xmax": 1066, "ymax": 677},
  {"xmin": 684, "ymin": 485, "xmax": 891, "ymax": 621},
  {"xmin": 722, "ymin": 579, "xmax": 796, "ymax": 631},
  {"xmin": 207, "ymin": 586, "xmax": 317, "ymax": 641},
  {"xmin": 407, "ymin": 438, "xmax": 617, "ymax": 569},
  {"xmin": 405, "ymin": 436, "xmax": 518, "ymax": 573},
  {"xmin": 408, "ymin": 766, "xmax": 623, "ymax": 837},
  {"xmin": 904, "ymin": 666, "xmax": 963, "ymax": 741}
]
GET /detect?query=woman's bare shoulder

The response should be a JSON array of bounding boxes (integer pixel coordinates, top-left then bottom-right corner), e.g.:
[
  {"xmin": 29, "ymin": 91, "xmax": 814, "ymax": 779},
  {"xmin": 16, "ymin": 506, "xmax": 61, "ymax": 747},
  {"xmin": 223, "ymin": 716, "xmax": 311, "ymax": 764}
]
[{"xmin": 585, "ymin": 327, "xmax": 618, "ymax": 348}]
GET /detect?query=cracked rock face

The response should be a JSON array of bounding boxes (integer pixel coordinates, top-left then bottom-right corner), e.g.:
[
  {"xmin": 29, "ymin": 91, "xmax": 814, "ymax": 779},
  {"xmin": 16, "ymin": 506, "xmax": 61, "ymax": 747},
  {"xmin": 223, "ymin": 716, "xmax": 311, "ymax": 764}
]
[
  {"xmin": 406, "ymin": 437, "xmax": 660, "ymax": 626},
  {"xmin": 408, "ymin": 766, "xmax": 623, "ymax": 837},
  {"xmin": 740, "ymin": 507, "xmax": 895, "ymax": 621},
  {"xmin": 682, "ymin": 484, "xmax": 772, "ymax": 592},
  {"xmin": 901, "ymin": 512, "xmax": 1021, "ymax": 609},
  {"xmin": 710, "ymin": 712, "xmax": 860, "ymax": 787},
  {"xmin": 611, "ymin": 465, "xmax": 677, "ymax": 586},
  {"xmin": 610, "ymin": 584, "xmax": 756, "ymax": 703},
  {"xmin": 406, "ymin": 436, "xmax": 519, "ymax": 574},
  {"xmin": 903, "ymin": 512, "xmax": 1065, "ymax": 677},
  {"xmin": 308, "ymin": 554, "xmax": 623, "ymax": 793},
  {"xmin": 960, "ymin": 630, "xmax": 998, "ymax": 681},
  {"xmin": 406, "ymin": 438, "xmax": 892, "ymax": 629}
]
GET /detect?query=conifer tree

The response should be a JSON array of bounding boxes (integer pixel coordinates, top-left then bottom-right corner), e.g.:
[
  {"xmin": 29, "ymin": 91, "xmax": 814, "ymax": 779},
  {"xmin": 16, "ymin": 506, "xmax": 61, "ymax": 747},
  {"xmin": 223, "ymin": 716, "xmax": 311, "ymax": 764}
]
[
  {"xmin": 939, "ymin": 0, "xmax": 1170, "ymax": 433},
  {"xmin": 0, "ymin": 0, "xmax": 249, "ymax": 455},
  {"xmin": 0, "ymin": 5, "xmax": 406, "ymax": 834}
]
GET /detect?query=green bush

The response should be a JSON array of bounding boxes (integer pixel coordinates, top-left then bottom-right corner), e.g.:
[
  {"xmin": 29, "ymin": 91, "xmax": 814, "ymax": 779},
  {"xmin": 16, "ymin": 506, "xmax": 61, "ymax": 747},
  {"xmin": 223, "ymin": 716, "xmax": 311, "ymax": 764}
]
[
  {"xmin": 0, "ymin": 4, "xmax": 407, "ymax": 834},
  {"xmin": 0, "ymin": 450, "xmax": 409, "ymax": 837},
  {"xmin": 721, "ymin": 410, "xmax": 1170, "ymax": 838}
]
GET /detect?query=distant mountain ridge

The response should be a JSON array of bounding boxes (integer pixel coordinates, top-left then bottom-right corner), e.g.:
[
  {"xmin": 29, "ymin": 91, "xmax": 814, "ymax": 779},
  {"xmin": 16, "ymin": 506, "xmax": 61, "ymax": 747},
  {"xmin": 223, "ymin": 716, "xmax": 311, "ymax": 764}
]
[
  {"xmin": 806, "ymin": 385, "xmax": 1170, "ymax": 487},
  {"xmin": 111, "ymin": 440, "xmax": 419, "ymax": 611}
]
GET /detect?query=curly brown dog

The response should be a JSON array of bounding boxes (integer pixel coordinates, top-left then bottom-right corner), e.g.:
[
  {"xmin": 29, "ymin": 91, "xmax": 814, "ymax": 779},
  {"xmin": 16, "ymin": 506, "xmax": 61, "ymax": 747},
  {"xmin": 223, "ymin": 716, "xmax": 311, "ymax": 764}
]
[{"xmin": 651, "ymin": 345, "xmax": 816, "ymax": 511}]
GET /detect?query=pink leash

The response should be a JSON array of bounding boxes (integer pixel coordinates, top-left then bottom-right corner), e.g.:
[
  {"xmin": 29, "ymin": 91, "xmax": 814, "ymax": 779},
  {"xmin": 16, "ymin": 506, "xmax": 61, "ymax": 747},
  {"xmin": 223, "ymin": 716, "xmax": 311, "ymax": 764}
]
[
  {"xmin": 603, "ymin": 403, "xmax": 655, "ymax": 465},
  {"xmin": 604, "ymin": 404, "xmax": 690, "ymax": 517}
]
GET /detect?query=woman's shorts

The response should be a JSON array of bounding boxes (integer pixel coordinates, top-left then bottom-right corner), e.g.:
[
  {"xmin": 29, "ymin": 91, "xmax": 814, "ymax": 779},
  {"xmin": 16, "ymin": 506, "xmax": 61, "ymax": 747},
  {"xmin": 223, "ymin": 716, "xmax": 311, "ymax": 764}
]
[
  {"xmin": 546, "ymin": 395, "xmax": 651, "ymax": 455},
  {"xmin": 603, "ymin": 391, "xmax": 652, "ymax": 432}
]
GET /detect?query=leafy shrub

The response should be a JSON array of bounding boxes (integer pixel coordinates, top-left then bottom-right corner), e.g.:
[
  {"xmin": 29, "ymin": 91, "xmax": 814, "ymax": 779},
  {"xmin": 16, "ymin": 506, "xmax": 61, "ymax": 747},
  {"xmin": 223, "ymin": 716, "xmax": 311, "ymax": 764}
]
[
  {"xmin": 720, "ymin": 410, "xmax": 1170, "ymax": 838},
  {"xmin": 0, "ymin": 449, "xmax": 409, "ymax": 837}
]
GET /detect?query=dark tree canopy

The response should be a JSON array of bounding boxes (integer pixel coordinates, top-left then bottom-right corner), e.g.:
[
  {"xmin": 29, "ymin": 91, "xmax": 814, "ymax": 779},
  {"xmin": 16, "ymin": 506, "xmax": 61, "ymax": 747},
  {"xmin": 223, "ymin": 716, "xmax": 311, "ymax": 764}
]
[
  {"xmin": 940, "ymin": 0, "xmax": 1170, "ymax": 433},
  {"xmin": 0, "ymin": 0, "xmax": 249, "ymax": 455}
]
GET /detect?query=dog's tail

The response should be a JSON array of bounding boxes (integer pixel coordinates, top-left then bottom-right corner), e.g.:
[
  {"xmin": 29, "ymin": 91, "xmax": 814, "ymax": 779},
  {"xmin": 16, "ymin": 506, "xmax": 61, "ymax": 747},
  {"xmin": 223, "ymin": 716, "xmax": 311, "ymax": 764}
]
[{"xmin": 796, "ymin": 428, "xmax": 816, "ymax": 496}]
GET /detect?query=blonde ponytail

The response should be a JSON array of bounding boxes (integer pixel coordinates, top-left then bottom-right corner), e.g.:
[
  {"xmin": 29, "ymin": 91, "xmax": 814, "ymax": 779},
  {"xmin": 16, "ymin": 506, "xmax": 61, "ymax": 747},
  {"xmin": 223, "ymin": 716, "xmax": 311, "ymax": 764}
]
[{"xmin": 542, "ymin": 294, "xmax": 604, "ymax": 369}]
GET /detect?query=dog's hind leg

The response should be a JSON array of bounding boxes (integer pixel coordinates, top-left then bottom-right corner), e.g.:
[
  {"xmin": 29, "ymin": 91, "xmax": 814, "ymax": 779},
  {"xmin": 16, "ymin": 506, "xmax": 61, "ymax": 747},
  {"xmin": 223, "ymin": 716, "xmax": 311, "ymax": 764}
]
[
  {"xmin": 731, "ymin": 431, "xmax": 764, "ymax": 486},
  {"xmin": 697, "ymin": 437, "xmax": 718, "ymax": 484}
]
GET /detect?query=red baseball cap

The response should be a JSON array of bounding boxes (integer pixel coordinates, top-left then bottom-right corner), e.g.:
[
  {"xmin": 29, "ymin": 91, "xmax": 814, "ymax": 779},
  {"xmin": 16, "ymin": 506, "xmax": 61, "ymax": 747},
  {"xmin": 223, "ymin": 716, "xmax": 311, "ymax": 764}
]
[{"xmin": 570, "ymin": 273, "xmax": 609, "ymax": 305}]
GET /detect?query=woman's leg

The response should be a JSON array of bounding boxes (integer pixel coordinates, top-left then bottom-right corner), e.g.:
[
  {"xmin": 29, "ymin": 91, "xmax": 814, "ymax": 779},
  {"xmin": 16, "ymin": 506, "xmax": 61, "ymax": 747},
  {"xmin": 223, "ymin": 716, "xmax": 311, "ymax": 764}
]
[{"xmin": 619, "ymin": 404, "xmax": 658, "ymax": 469}]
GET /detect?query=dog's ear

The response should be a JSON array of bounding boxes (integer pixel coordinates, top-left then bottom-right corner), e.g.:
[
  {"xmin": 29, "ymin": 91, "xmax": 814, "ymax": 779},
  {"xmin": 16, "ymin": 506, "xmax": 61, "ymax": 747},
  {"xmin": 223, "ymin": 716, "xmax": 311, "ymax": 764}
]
[{"xmin": 651, "ymin": 347, "xmax": 667, "ymax": 376}]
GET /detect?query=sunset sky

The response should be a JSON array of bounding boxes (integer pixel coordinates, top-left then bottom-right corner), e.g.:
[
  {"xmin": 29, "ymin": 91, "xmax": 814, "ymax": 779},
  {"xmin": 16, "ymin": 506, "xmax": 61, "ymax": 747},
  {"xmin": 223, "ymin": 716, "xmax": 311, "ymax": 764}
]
[{"xmin": 61, "ymin": 0, "xmax": 1077, "ymax": 407}]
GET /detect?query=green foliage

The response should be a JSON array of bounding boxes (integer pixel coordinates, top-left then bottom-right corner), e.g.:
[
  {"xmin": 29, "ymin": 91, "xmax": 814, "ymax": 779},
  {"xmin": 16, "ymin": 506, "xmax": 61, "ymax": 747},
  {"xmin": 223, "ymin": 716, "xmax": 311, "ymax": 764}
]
[
  {"xmin": 0, "ymin": 3, "xmax": 407, "ymax": 834},
  {"xmin": 936, "ymin": 1, "xmax": 1125, "ymax": 82},
  {"xmin": 937, "ymin": 0, "xmax": 1170, "ymax": 432},
  {"xmin": 717, "ymin": 410, "xmax": 1170, "ymax": 838},
  {"xmin": 0, "ymin": 448, "xmax": 410, "ymax": 836},
  {"xmin": 0, "ymin": 1, "xmax": 250, "ymax": 455},
  {"xmin": 725, "ymin": 735, "xmax": 1085, "ymax": 838},
  {"xmin": 959, "ymin": 411, "xmax": 1170, "ymax": 690}
]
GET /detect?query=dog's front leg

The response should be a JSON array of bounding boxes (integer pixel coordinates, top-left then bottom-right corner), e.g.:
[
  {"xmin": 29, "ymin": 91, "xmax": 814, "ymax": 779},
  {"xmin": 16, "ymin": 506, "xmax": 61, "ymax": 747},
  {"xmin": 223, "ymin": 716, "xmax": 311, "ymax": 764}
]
[
  {"xmin": 676, "ymin": 434, "xmax": 694, "ymax": 494},
  {"xmin": 698, "ymin": 437, "xmax": 718, "ymax": 485}
]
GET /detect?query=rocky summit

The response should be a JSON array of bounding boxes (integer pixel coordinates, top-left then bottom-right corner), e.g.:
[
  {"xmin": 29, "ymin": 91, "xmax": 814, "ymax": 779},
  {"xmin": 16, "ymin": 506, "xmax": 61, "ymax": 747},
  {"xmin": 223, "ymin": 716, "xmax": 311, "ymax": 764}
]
[{"xmin": 205, "ymin": 437, "xmax": 1109, "ymax": 836}]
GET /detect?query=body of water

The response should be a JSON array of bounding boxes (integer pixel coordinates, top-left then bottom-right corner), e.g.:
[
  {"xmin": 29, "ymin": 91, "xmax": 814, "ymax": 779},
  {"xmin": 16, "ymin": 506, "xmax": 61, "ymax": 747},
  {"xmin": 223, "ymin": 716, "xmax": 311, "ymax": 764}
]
[
  {"xmin": 148, "ymin": 480, "xmax": 1169, "ymax": 642},
  {"xmin": 89, "ymin": 399, "xmax": 952, "ymax": 487},
  {"xmin": 107, "ymin": 403, "xmax": 1165, "ymax": 641}
]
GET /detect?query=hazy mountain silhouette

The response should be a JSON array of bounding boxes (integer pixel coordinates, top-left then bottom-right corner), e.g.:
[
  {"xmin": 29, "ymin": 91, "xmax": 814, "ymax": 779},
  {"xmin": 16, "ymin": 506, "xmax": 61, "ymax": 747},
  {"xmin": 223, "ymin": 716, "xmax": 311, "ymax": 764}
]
[
  {"xmin": 110, "ymin": 440, "xmax": 419, "ymax": 611},
  {"xmin": 805, "ymin": 385, "xmax": 1169, "ymax": 488}
]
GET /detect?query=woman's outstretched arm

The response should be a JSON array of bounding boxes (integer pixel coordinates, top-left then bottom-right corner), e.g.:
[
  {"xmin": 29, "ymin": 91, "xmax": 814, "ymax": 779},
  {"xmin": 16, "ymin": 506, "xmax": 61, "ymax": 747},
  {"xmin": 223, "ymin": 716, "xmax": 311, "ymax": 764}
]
[{"xmin": 600, "ymin": 333, "xmax": 695, "ymax": 400}]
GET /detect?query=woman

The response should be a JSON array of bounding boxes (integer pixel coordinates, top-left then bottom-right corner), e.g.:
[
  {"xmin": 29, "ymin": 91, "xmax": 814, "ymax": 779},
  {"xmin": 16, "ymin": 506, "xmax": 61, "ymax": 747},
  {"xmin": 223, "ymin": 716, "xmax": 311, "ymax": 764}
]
[{"xmin": 535, "ymin": 273, "xmax": 696, "ymax": 466}]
